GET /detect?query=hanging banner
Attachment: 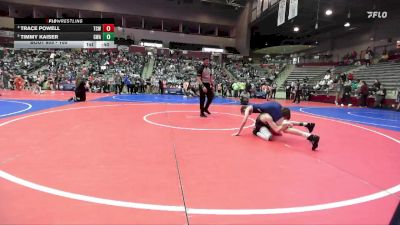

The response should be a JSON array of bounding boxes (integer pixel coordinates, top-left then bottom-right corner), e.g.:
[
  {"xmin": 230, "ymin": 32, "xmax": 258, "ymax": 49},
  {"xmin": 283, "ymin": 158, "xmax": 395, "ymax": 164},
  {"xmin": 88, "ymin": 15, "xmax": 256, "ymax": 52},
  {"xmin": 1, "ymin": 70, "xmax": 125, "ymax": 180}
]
[
  {"xmin": 252, "ymin": 0, "xmax": 258, "ymax": 10},
  {"xmin": 257, "ymin": 0, "xmax": 263, "ymax": 17},
  {"xmin": 288, "ymin": 0, "xmax": 298, "ymax": 20},
  {"xmin": 251, "ymin": 10, "xmax": 257, "ymax": 21},
  {"xmin": 277, "ymin": 0, "xmax": 287, "ymax": 26},
  {"xmin": 262, "ymin": 0, "xmax": 269, "ymax": 11},
  {"xmin": 251, "ymin": 0, "xmax": 257, "ymax": 21}
]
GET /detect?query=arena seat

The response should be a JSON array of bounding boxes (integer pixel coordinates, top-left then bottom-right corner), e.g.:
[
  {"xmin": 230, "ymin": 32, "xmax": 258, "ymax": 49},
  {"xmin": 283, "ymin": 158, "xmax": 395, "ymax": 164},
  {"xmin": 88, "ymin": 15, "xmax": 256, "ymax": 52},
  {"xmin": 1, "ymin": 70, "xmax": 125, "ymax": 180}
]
[
  {"xmin": 353, "ymin": 61, "xmax": 400, "ymax": 90},
  {"xmin": 285, "ymin": 66, "xmax": 331, "ymax": 84}
]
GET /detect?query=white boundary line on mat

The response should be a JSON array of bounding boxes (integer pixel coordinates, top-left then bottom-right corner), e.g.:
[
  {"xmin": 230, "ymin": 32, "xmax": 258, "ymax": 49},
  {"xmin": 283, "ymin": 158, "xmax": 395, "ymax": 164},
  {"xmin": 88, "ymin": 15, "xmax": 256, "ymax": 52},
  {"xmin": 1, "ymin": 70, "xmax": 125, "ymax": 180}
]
[
  {"xmin": 0, "ymin": 100, "xmax": 32, "ymax": 118},
  {"xmin": 299, "ymin": 107, "xmax": 400, "ymax": 129},
  {"xmin": 0, "ymin": 104, "xmax": 398, "ymax": 215},
  {"xmin": 347, "ymin": 111, "xmax": 399, "ymax": 122},
  {"xmin": 143, "ymin": 110, "xmax": 255, "ymax": 131}
]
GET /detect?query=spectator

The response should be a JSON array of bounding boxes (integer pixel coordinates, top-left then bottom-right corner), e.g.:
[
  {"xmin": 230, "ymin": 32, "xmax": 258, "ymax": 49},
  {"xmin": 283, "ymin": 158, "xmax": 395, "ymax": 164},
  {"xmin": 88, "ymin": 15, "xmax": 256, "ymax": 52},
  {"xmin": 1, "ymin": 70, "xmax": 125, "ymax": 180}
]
[
  {"xmin": 374, "ymin": 84, "xmax": 386, "ymax": 108},
  {"xmin": 123, "ymin": 74, "xmax": 131, "ymax": 94},
  {"xmin": 285, "ymin": 80, "xmax": 291, "ymax": 100},
  {"xmin": 373, "ymin": 79, "xmax": 381, "ymax": 92},
  {"xmin": 341, "ymin": 79, "xmax": 352, "ymax": 107},
  {"xmin": 14, "ymin": 75, "xmax": 24, "ymax": 91},
  {"xmin": 145, "ymin": 78, "xmax": 151, "ymax": 94},
  {"xmin": 324, "ymin": 71, "xmax": 331, "ymax": 80},
  {"xmin": 216, "ymin": 83, "xmax": 223, "ymax": 96},
  {"xmin": 238, "ymin": 81, "xmax": 246, "ymax": 97},
  {"xmin": 340, "ymin": 73, "xmax": 347, "ymax": 83},
  {"xmin": 359, "ymin": 81, "xmax": 369, "ymax": 107},
  {"xmin": 380, "ymin": 49, "xmax": 389, "ymax": 62},
  {"xmin": 2, "ymin": 72, "xmax": 10, "ymax": 89},
  {"xmin": 232, "ymin": 82, "xmax": 239, "ymax": 97},
  {"xmin": 293, "ymin": 79, "xmax": 301, "ymax": 104},
  {"xmin": 347, "ymin": 73, "xmax": 354, "ymax": 81},
  {"xmin": 352, "ymin": 79, "xmax": 360, "ymax": 91},
  {"xmin": 290, "ymin": 81, "xmax": 296, "ymax": 99},
  {"xmin": 128, "ymin": 75, "xmax": 135, "ymax": 94},
  {"xmin": 114, "ymin": 73, "xmax": 123, "ymax": 94},
  {"xmin": 240, "ymin": 91, "xmax": 250, "ymax": 105},
  {"xmin": 270, "ymin": 82, "xmax": 277, "ymax": 99},
  {"xmin": 159, "ymin": 79, "xmax": 164, "ymax": 94},
  {"xmin": 183, "ymin": 80, "xmax": 193, "ymax": 97},
  {"xmin": 162, "ymin": 80, "xmax": 167, "ymax": 93},
  {"xmin": 365, "ymin": 47, "xmax": 372, "ymax": 67},
  {"xmin": 395, "ymin": 86, "xmax": 400, "ymax": 111}
]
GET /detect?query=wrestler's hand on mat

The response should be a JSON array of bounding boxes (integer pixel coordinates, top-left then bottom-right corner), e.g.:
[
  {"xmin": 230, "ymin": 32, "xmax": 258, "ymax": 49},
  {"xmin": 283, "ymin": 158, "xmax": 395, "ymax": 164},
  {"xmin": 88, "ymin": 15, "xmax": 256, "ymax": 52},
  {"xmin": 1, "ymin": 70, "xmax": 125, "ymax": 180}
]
[{"xmin": 232, "ymin": 132, "xmax": 240, "ymax": 136}]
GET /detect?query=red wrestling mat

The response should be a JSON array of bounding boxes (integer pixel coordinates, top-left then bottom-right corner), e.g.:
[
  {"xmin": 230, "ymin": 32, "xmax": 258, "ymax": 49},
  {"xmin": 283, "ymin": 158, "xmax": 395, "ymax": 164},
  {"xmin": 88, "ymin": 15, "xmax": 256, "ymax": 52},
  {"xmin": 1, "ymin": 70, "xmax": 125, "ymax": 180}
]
[
  {"xmin": 0, "ymin": 90, "xmax": 111, "ymax": 101},
  {"xmin": 0, "ymin": 102, "xmax": 399, "ymax": 224}
]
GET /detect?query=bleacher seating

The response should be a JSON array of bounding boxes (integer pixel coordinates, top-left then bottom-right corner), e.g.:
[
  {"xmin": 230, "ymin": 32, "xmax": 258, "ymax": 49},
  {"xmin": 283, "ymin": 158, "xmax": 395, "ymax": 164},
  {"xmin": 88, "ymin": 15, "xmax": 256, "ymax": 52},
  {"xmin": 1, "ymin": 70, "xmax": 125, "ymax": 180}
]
[
  {"xmin": 307, "ymin": 65, "xmax": 359, "ymax": 86},
  {"xmin": 285, "ymin": 66, "xmax": 331, "ymax": 84},
  {"xmin": 353, "ymin": 62, "xmax": 400, "ymax": 90},
  {"xmin": 334, "ymin": 65, "xmax": 359, "ymax": 74},
  {"xmin": 151, "ymin": 57, "xmax": 227, "ymax": 95},
  {"xmin": 0, "ymin": 49, "xmax": 146, "ymax": 93}
]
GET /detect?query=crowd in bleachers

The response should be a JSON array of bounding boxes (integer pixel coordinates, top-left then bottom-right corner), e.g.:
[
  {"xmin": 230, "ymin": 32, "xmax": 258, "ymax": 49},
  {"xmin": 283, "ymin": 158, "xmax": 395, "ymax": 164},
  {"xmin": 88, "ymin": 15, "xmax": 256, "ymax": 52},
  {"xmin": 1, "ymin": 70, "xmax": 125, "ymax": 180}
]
[
  {"xmin": 0, "ymin": 49, "xmax": 50, "ymax": 91},
  {"xmin": 152, "ymin": 56, "xmax": 234, "ymax": 96},
  {"xmin": 223, "ymin": 60, "xmax": 285, "ymax": 103},
  {"xmin": 338, "ymin": 46, "xmax": 395, "ymax": 66},
  {"xmin": 0, "ymin": 49, "xmax": 288, "ymax": 105},
  {"xmin": 225, "ymin": 60, "xmax": 281, "ymax": 84},
  {"xmin": 152, "ymin": 56, "xmax": 199, "ymax": 95},
  {"xmin": 1, "ymin": 48, "xmax": 398, "ymax": 110},
  {"xmin": 339, "ymin": 47, "xmax": 374, "ymax": 66},
  {"xmin": 0, "ymin": 49, "xmax": 146, "ymax": 94},
  {"xmin": 298, "ymin": 66, "xmax": 393, "ymax": 108},
  {"xmin": 279, "ymin": 60, "xmax": 400, "ymax": 109}
]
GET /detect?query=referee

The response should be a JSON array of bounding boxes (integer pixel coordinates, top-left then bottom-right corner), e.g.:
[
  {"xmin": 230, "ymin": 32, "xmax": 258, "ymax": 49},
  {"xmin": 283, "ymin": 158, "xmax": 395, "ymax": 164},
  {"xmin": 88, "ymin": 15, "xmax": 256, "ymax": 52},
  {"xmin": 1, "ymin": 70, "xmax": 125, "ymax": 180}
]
[{"xmin": 197, "ymin": 58, "xmax": 214, "ymax": 117}]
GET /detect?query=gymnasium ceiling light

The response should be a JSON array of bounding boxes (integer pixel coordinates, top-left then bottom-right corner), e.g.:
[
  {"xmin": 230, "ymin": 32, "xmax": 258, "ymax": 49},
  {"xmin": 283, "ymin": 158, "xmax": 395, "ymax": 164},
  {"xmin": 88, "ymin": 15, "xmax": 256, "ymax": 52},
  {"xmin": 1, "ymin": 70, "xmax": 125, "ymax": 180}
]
[{"xmin": 325, "ymin": 9, "xmax": 333, "ymax": 16}]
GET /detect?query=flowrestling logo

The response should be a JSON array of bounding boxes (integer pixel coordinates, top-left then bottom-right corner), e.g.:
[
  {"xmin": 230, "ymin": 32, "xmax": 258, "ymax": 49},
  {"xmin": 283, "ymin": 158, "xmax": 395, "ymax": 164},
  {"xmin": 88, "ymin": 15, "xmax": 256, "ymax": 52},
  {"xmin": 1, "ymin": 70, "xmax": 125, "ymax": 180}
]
[{"xmin": 367, "ymin": 11, "xmax": 388, "ymax": 19}]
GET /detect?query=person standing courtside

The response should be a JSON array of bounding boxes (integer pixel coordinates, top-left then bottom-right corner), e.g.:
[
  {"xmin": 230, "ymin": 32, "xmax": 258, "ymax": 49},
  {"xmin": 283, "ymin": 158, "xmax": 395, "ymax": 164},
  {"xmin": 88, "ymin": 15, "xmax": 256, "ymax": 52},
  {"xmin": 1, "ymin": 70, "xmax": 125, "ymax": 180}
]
[
  {"xmin": 197, "ymin": 58, "xmax": 214, "ymax": 117},
  {"xmin": 293, "ymin": 79, "xmax": 301, "ymax": 104}
]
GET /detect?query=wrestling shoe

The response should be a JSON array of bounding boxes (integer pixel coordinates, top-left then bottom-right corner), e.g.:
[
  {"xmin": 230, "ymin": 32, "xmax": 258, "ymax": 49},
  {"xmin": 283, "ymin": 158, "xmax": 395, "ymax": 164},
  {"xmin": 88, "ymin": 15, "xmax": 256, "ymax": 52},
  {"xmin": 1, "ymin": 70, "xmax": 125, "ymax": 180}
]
[
  {"xmin": 307, "ymin": 135, "xmax": 320, "ymax": 151},
  {"xmin": 200, "ymin": 113, "xmax": 207, "ymax": 118},
  {"xmin": 305, "ymin": 123, "xmax": 315, "ymax": 133},
  {"xmin": 205, "ymin": 109, "xmax": 211, "ymax": 115}
]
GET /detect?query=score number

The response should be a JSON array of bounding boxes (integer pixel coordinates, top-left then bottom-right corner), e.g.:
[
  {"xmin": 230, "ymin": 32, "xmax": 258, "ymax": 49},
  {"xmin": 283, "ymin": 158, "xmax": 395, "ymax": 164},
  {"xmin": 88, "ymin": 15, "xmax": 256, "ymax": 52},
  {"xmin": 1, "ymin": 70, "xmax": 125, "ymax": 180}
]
[
  {"xmin": 102, "ymin": 24, "xmax": 115, "ymax": 41},
  {"xmin": 102, "ymin": 32, "xmax": 115, "ymax": 41},
  {"xmin": 102, "ymin": 24, "xmax": 115, "ymax": 32}
]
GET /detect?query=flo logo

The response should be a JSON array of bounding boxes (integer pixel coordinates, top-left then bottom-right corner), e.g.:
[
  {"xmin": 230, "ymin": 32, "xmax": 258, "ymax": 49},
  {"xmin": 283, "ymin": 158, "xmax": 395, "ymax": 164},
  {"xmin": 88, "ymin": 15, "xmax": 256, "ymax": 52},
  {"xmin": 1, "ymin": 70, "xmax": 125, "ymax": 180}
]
[{"xmin": 367, "ymin": 11, "xmax": 388, "ymax": 19}]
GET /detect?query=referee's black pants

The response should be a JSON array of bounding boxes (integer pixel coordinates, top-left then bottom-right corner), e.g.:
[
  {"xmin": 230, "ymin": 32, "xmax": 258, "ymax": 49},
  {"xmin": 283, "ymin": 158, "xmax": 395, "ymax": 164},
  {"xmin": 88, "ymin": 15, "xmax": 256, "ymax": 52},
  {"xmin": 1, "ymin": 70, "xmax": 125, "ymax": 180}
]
[
  {"xmin": 293, "ymin": 90, "xmax": 301, "ymax": 103},
  {"xmin": 199, "ymin": 83, "xmax": 214, "ymax": 114}
]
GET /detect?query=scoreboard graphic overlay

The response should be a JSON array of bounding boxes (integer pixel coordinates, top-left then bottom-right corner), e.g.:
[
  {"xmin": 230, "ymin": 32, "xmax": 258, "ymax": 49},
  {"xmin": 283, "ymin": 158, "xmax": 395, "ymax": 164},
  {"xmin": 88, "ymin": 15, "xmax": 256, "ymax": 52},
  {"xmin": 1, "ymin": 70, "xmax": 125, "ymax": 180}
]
[{"xmin": 14, "ymin": 18, "xmax": 116, "ymax": 49}]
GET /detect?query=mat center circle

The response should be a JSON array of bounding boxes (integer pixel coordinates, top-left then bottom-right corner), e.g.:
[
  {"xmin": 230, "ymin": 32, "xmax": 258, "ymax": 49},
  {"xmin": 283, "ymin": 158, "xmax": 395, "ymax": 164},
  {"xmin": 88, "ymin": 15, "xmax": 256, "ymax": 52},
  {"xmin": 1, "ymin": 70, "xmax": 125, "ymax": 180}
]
[{"xmin": 143, "ymin": 111, "xmax": 255, "ymax": 131}]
